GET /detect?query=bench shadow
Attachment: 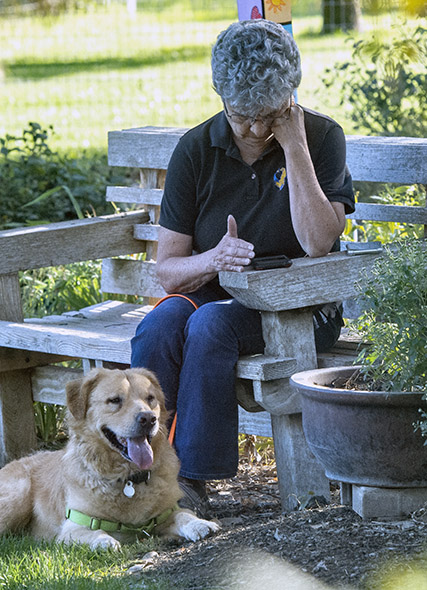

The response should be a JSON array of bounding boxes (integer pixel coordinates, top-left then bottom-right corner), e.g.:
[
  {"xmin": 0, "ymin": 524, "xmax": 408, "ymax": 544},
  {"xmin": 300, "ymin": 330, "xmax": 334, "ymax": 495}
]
[{"xmin": 4, "ymin": 45, "xmax": 210, "ymax": 80}]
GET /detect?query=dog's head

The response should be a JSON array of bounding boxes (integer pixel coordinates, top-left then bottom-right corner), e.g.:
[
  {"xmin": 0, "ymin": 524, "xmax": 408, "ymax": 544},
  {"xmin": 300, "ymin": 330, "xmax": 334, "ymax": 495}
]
[{"xmin": 65, "ymin": 368, "xmax": 168, "ymax": 472}]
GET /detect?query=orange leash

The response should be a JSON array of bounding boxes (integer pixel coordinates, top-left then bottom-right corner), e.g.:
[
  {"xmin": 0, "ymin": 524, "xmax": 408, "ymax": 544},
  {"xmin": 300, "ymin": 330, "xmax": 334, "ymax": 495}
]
[
  {"xmin": 168, "ymin": 414, "xmax": 178, "ymax": 446},
  {"xmin": 152, "ymin": 294, "xmax": 199, "ymax": 446}
]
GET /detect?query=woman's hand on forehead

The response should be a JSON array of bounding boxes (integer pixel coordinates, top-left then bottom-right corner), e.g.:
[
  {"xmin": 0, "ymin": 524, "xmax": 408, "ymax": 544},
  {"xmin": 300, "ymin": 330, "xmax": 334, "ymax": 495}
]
[{"xmin": 271, "ymin": 102, "xmax": 306, "ymax": 153}]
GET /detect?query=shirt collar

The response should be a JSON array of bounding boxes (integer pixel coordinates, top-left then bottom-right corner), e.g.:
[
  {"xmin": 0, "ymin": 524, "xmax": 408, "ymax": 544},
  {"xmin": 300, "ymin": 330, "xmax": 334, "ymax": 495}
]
[{"xmin": 209, "ymin": 111, "xmax": 232, "ymax": 150}]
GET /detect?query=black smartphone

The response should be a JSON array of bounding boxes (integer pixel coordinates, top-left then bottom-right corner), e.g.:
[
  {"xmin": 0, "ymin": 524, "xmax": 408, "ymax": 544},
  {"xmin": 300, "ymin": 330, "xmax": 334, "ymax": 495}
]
[
  {"xmin": 248, "ymin": 254, "xmax": 293, "ymax": 270},
  {"xmin": 345, "ymin": 242, "xmax": 383, "ymax": 255}
]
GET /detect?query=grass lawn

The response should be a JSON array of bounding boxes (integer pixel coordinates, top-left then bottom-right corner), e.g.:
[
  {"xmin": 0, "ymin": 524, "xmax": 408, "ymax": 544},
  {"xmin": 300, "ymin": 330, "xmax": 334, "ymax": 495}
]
[
  {"xmin": 0, "ymin": 3, "xmax": 414, "ymax": 154},
  {"xmin": 0, "ymin": 533, "xmax": 173, "ymax": 589}
]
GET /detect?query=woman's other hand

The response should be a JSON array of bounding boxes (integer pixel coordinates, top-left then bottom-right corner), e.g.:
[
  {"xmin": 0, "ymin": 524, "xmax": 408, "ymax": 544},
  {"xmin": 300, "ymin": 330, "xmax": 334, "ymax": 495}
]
[
  {"xmin": 156, "ymin": 215, "xmax": 254, "ymax": 294},
  {"xmin": 209, "ymin": 215, "xmax": 255, "ymax": 272}
]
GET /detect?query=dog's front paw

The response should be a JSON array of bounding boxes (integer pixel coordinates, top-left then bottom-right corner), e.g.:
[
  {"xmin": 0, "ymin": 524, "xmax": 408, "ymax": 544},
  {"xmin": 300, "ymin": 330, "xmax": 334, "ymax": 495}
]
[
  {"xmin": 172, "ymin": 510, "xmax": 220, "ymax": 541},
  {"xmin": 58, "ymin": 521, "xmax": 122, "ymax": 551},
  {"xmin": 180, "ymin": 517, "xmax": 220, "ymax": 542},
  {"xmin": 88, "ymin": 532, "xmax": 122, "ymax": 551}
]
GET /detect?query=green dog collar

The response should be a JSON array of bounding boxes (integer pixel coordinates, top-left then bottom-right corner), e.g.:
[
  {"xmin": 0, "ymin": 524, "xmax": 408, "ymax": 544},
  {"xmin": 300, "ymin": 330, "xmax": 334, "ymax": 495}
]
[{"xmin": 65, "ymin": 505, "xmax": 177, "ymax": 538}]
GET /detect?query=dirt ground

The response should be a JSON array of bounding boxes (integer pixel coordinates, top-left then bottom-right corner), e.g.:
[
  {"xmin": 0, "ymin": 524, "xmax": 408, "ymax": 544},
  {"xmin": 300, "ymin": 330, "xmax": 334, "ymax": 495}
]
[{"xmin": 134, "ymin": 448, "xmax": 427, "ymax": 590}]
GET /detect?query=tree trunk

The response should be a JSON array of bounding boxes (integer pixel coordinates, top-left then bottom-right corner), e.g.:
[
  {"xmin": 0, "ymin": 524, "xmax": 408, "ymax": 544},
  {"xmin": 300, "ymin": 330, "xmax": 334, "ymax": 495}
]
[{"xmin": 322, "ymin": 0, "xmax": 362, "ymax": 32}]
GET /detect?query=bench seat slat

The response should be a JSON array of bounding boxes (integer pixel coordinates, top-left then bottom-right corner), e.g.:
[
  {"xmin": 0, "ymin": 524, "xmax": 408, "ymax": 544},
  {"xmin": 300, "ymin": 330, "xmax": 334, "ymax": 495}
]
[
  {"xmin": 236, "ymin": 355, "xmax": 296, "ymax": 380},
  {"xmin": 0, "ymin": 319, "xmax": 135, "ymax": 364},
  {"xmin": 0, "ymin": 302, "xmax": 148, "ymax": 364},
  {"xmin": 0, "ymin": 301, "xmax": 310, "ymax": 384}
]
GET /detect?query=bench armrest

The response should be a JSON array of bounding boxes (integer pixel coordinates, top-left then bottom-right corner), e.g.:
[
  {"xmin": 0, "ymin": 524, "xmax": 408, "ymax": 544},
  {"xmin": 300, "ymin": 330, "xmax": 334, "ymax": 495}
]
[
  {"xmin": 219, "ymin": 250, "xmax": 382, "ymax": 312},
  {"xmin": 0, "ymin": 210, "xmax": 149, "ymax": 274}
]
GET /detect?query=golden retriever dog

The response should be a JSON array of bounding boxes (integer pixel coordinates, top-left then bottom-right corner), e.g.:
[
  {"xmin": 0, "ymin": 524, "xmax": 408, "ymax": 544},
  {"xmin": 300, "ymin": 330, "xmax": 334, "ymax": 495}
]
[{"xmin": 0, "ymin": 368, "xmax": 219, "ymax": 550}]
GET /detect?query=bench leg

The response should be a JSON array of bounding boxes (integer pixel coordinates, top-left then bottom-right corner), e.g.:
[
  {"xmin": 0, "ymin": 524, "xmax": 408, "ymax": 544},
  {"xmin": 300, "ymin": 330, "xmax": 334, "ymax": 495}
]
[
  {"xmin": 0, "ymin": 370, "xmax": 37, "ymax": 467},
  {"xmin": 271, "ymin": 412, "xmax": 330, "ymax": 512}
]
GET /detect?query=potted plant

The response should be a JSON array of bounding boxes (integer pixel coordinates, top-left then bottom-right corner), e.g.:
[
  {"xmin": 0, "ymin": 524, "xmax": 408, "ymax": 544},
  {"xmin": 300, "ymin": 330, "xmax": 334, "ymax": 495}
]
[{"xmin": 290, "ymin": 239, "xmax": 427, "ymax": 489}]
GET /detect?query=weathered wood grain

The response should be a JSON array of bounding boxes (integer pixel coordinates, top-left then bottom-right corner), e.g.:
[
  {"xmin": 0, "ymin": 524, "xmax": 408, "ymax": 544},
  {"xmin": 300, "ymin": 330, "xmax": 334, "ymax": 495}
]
[
  {"xmin": 235, "ymin": 354, "xmax": 296, "ymax": 381},
  {"xmin": 349, "ymin": 203, "xmax": 427, "ymax": 224},
  {"xmin": 0, "ymin": 211, "xmax": 149, "ymax": 274},
  {"xmin": 219, "ymin": 250, "xmax": 382, "ymax": 312},
  {"xmin": 0, "ymin": 273, "xmax": 23, "ymax": 322},
  {"xmin": 0, "ymin": 320, "xmax": 133, "ymax": 364},
  {"xmin": 108, "ymin": 127, "xmax": 427, "ymax": 184},
  {"xmin": 133, "ymin": 224, "xmax": 160, "ymax": 242},
  {"xmin": 31, "ymin": 365, "xmax": 82, "ymax": 404},
  {"xmin": 238, "ymin": 406, "xmax": 272, "ymax": 437},
  {"xmin": 0, "ymin": 370, "xmax": 38, "ymax": 466},
  {"xmin": 0, "ymin": 349, "xmax": 71, "ymax": 372},
  {"xmin": 106, "ymin": 186, "xmax": 163, "ymax": 206},
  {"xmin": 0, "ymin": 275, "xmax": 37, "ymax": 466},
  {"xmin": 108, "ymin": 126, "xmax": 186, "ymax": 168},
  {"xmin": 101, "ymin": 258, "xmax": 166, "ymax": 298}
]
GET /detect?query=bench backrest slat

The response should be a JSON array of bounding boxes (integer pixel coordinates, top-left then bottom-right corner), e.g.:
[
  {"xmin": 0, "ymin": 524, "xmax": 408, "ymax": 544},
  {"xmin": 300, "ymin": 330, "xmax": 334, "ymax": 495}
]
[
  {"xmin": 101, "ymin": 258, "xmax": 166, "ymax": 299},
  {"xmin": 348, "ymin": 203, "xmax": 427, "ymax": 224},
  {"xmin": 106, "ymin": 187, "xmax": 163, "ymax": 206},
  {"xmin": 108, "ymin": 128, "xmax": 427, "ymax": 184}
]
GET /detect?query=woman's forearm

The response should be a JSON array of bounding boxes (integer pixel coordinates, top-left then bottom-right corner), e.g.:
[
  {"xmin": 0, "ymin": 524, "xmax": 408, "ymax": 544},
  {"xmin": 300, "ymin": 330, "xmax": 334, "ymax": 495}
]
[
  {"xmin": 156, "ymin": 251, "xmax": 218, "ymax": 294},
  {"xmin": 286, "ymin": 144, "xmax": 345, "ymax": 257}
]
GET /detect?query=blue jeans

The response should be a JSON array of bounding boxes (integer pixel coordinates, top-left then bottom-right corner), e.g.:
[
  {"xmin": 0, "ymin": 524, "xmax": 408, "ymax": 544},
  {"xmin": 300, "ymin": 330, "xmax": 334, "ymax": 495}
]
[{"xmin": 131, "ymin": 285, "xmax": 342, "ymax": 480}]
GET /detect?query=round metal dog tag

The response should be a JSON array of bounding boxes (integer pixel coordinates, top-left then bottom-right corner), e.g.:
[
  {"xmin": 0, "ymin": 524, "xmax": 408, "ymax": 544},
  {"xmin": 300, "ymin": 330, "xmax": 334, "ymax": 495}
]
[{"xmin": 123, "ymin": 481, "xmax": 136, "ymax": 498}]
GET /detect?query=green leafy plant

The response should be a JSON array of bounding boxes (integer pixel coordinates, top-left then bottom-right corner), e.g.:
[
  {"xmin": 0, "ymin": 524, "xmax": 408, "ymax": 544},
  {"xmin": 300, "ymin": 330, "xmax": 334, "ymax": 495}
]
[
  {"xmin": 321, "ymin": 25, "xmax": 426, "ymax": 137},
  {"xmin": 0, "ymin": 122, "xmax": 127, "ymax": 229},
  {"xmin": 20, "ymin": 260, "xmax": 103, "ymax": 319},
  {"xmin": 35, "ymin": 403, "xmax": 67, "ymax": 447},
  {"xmin": 354, "ymin": 239, "xmax": 427, "ymax": 395}
]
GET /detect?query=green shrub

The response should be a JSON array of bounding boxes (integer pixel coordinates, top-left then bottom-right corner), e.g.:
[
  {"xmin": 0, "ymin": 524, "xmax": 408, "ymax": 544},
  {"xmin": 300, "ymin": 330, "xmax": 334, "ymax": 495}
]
[
  {"xmin": 355, "ymin": 239, "xmax": 427, "ymax": 394},
  {"xmin": 0, "ymin": 122, "xmax": 128, "ymax": 229},
  {"xmin": 20, "ymin": 260, "xmax": 103, "ymax": 318},
  {"xmin": 321, "ymin": 25, "xmax": 426, "ymax": 137}
]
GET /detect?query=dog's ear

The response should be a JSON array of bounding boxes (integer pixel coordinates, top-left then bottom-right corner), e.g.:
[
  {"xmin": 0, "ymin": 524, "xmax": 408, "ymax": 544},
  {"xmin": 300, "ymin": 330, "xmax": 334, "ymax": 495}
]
[{"xmin": 66, "ymin": 372, "xmax": 101, "ymax": 420}]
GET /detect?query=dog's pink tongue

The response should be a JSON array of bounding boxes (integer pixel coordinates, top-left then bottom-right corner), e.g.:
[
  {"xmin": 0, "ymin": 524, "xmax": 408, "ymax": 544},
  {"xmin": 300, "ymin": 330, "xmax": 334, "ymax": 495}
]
[{"xmin": 127, "ymin": 437, "xmax": 153, "ymax": 470}]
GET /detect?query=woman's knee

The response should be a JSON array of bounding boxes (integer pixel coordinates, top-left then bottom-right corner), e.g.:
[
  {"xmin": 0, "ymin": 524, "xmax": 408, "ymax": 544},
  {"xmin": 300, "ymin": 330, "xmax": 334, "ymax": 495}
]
[{"xmin": 185, "ymin": 301, "xmax": 234, "ymax": 342}]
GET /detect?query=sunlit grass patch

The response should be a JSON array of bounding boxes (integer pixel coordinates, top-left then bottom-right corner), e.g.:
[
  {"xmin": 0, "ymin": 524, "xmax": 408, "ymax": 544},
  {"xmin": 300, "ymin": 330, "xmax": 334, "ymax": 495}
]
[{"xmin": 0, "ymin": 532, "xmax": 172, "ymax": 590}]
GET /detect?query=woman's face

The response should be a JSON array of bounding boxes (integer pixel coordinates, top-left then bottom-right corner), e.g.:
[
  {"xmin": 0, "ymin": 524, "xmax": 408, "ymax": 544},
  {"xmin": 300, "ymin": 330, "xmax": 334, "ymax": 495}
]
[{"xmin": 223, "ymin": 99, "xmax": 292, "ymax": 142}]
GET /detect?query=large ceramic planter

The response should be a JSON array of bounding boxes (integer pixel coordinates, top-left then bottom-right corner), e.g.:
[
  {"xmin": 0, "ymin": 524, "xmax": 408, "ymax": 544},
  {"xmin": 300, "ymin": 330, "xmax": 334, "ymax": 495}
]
[{"xmin": 290, "ymin": 366, "xmax": 427, "ymax": 487}]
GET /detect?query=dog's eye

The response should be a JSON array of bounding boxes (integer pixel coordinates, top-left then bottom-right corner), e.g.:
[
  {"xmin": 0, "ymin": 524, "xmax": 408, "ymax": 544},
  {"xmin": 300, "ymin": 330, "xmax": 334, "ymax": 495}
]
[
  {"xmin": 146, "ymin": 394, "xmax": 155, "ymax": 404},
  {"xmin": 107, "ymin": 396, "xmax": 122, "ymax": 405}
]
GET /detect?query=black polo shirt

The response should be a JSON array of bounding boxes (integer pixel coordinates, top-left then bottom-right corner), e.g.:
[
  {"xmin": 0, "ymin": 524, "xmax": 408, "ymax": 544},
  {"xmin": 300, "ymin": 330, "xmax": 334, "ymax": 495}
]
[{"xmin": 160, "ymin": 108, "xmax": 354, "ymax": 261}]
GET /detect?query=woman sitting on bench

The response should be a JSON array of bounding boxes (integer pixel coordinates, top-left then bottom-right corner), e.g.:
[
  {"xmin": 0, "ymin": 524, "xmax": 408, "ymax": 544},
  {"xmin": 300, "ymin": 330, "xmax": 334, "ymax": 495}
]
[{"xmin": 131, "ymin": 19, "xmax": 355, "ymax": 517}]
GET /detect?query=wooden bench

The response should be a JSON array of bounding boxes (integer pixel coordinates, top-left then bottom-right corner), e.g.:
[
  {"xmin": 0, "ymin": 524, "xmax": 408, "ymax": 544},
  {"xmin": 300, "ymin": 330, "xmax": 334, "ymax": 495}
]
[{"xmin": 0, "ymin": 128, "xmax": 426, "ymax": 511}]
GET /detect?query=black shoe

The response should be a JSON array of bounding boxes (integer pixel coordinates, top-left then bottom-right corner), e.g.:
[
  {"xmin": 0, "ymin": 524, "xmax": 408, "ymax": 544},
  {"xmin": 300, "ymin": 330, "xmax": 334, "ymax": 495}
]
[{"xmin": 178, "ymin": 476, "xmax": 211, "ymax": 519}]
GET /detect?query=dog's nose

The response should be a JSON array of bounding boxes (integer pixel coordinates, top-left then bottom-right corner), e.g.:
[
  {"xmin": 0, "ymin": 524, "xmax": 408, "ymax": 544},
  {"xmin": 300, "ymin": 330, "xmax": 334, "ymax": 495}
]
[{"xmin": 136, "ymin": 411, "xmax": 157, "ymax": 428}]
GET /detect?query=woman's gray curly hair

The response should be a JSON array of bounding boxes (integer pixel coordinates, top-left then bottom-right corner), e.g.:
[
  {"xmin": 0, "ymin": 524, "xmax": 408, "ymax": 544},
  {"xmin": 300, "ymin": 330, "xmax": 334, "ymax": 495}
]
[{"xmin": 212, "ymin": 20, "xmax": 301, "ymax": 117}]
